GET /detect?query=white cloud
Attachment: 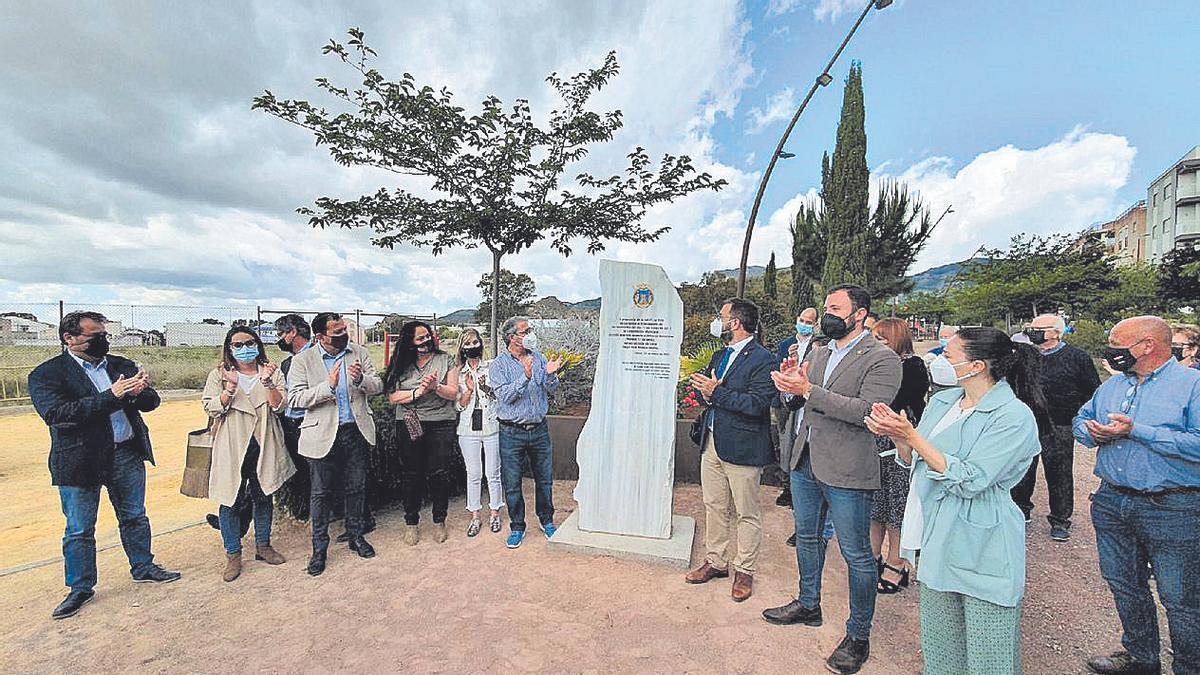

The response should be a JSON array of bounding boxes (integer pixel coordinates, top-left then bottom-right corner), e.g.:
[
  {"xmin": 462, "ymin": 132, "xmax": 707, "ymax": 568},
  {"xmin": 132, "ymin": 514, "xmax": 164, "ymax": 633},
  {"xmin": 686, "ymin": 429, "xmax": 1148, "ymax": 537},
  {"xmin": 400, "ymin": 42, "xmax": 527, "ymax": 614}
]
[
  {"xmin": 884, "ymin": 127, "xmax": 1136, "ymax": 271},
  {"xmin": 766, "ymin": 0, "xmax": 804, "ymax": 17},
  {"xmin": 757, "ymin": 127, "xmax": 1136, "ymax": 277},
  {"xmin": 0, "ymin": 1, "xmax": 760, "ymax": 315},
  {"xmin": 746, "ymin": 87, "xmax": 797, "ymax": 134},
  {"xmin": 814, "ymin": 0, "xmax": 869, "ymax": 22}
]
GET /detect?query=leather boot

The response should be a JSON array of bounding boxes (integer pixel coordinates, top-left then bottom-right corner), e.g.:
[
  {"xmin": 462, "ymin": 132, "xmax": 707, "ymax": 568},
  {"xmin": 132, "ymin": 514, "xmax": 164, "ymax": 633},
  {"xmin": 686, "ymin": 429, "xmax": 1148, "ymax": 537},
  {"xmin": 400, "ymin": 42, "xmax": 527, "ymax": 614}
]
[
  {"xmin": 223, "ymin": 552, "xmax": 242, "ymax": 582},
  {"xmin": 255, "ymin": 544, "xmax": 286, "ymax": 565}
]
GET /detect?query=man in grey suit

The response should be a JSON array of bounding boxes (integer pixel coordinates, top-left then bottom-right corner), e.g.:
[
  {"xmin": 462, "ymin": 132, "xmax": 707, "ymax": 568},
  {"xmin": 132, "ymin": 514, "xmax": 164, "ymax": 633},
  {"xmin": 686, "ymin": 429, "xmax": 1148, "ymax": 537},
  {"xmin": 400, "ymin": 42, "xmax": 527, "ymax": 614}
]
[
  {"xmin": 762, "ymin": 284, "xmax": 901, "ymax": 675},
  {"xmin": 287, "ymin": 312, "xmax": 384, "ymax": 576}
]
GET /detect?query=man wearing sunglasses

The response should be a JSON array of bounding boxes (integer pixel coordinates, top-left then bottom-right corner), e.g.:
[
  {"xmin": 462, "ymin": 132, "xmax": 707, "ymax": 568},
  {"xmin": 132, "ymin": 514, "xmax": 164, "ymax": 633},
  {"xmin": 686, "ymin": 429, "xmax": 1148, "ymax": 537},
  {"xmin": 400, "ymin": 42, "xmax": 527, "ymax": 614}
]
[
  {"xmin": 1074, "ymin": 316, "xmax": 1200, "ymax": 675},
  {"xmin": 28, "ymin": 311, "xmax": 181, "ymax": 620},
  {"xmin": 1011, "ymin": 314, "xmax": 1100, "ymax": 542}
]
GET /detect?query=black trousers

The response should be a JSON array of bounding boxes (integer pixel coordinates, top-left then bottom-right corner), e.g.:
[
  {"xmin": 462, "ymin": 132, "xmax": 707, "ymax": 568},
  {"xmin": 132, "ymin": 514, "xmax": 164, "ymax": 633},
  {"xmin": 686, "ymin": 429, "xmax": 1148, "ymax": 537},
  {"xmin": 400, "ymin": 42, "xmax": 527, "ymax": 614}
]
[
  {"xmin": 1011, "ymin": 423, "xmax": 1075, "ymax": 529},
  {"xmin": 400, "ymin": 420, "xmax": 455, "ymax": 526},
  {"xmin": 308, "ymin": 424, "xmax": 369, "ymax": 551}
]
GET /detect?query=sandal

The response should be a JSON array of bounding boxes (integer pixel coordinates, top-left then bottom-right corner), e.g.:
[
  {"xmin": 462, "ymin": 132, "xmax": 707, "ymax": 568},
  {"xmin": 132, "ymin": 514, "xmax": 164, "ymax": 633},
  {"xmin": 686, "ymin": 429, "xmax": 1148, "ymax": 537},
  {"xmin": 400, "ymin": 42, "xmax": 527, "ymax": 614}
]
[
  {"xmin": 489, "ymin": 511, "xmax": 502, "ymax": 533},
  {"xmin": 467, "ymin": 517, "xmax": 482, "ymax": 537},
  {"xmin": 878, "ymin": 561, "xmax": 910, "ymax": 594}
]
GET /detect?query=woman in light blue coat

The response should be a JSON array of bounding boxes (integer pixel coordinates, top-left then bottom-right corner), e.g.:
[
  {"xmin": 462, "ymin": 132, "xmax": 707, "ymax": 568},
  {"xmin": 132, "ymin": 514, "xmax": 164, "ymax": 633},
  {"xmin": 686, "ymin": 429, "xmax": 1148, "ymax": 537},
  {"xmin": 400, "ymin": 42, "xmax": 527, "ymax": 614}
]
[{"xmin": 866, "ymin": 327, "xmax": 1048, "ymax": 675}]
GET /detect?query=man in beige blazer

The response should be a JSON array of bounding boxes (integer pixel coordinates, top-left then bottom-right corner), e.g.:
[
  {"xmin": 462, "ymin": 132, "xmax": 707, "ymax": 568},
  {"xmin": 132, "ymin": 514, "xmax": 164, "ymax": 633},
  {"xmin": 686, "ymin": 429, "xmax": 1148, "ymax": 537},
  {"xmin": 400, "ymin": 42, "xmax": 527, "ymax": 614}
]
[
  {"xmin": 287, "ymin": 312, "xmax": 383, "ymax": 576},
  {"xmin": 763, "ymin": 284, "xmax": 901, "ymax": 675}
]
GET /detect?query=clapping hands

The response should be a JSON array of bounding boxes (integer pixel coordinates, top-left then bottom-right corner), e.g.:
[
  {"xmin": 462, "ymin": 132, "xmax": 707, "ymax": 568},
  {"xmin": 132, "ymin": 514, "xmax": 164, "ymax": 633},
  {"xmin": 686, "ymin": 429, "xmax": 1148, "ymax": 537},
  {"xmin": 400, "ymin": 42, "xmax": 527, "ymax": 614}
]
[
  {"xmin": 113, "ymin": 371, "xmax": 150, "ymax": 398},
  {"xmin": 864, "ymin": 402, "xmax": 915, "ymax": 444}
]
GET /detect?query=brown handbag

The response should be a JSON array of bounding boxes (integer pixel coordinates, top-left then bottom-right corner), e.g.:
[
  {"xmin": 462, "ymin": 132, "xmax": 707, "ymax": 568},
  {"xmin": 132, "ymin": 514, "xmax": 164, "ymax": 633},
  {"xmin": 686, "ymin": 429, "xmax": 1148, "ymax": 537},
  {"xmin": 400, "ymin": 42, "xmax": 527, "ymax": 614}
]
[{"xmin": 181, "ymin": 415, "xmax": 222, "ymax": 499}]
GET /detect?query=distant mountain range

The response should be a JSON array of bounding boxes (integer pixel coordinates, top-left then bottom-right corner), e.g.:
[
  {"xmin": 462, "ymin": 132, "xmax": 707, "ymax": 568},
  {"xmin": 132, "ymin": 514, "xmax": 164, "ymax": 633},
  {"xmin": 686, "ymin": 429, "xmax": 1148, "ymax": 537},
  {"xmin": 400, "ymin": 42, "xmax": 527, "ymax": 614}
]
[{"xmin": 437, "ymin": 259, "xmax": 982, "ymax": 323}]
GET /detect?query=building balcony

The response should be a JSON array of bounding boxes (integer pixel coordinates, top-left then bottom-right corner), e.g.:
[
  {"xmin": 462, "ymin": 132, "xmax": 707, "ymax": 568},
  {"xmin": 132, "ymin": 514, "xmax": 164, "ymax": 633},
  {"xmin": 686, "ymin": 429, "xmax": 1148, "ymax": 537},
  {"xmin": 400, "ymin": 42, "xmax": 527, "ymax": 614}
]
[{"xmin": 1178, "ymin": 194, "xmax": 1200, "ymax": 208}]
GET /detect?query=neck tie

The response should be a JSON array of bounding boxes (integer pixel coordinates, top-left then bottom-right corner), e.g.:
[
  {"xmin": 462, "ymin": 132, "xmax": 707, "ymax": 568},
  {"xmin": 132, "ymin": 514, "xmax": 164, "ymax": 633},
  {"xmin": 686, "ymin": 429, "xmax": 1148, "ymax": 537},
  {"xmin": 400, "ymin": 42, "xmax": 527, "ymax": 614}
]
[{"xmin": 715, "ymin": 347, "xmax": 734, "ymax": 379}]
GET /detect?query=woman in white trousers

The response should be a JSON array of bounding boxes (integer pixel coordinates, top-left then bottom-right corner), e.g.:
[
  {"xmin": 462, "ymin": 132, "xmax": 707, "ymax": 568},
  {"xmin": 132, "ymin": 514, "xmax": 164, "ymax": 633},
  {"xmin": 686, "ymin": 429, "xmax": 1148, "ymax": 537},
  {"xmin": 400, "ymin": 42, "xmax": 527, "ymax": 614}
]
[{"xmin": 455, "ymin": 329, "xmax": 503, "ymax": 536}]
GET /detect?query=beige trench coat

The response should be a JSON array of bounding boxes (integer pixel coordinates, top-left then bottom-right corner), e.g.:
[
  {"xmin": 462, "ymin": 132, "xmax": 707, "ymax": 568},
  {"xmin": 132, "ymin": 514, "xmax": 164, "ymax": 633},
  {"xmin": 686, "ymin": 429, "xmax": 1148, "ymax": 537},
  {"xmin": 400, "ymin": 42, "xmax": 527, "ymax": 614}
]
[{"xmin": 202, "ymin": 367, "xmax": 296, "ymax": 507}]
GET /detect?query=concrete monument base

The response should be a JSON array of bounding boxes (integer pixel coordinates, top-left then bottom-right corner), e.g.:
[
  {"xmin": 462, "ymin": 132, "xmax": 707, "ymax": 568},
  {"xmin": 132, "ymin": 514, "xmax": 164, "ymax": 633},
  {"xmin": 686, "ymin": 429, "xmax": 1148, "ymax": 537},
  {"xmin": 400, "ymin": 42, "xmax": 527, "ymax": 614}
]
[{"xmin": 547, "ymin": 511, "xmax": 695, "ymax": 570}]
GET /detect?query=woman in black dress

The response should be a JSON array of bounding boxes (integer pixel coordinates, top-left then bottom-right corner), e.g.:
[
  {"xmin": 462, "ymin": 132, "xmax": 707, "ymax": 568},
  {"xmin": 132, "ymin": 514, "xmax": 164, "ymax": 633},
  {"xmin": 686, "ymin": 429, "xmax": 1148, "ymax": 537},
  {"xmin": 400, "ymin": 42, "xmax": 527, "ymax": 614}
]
[{"xmin": 869, "ymin": 318, "xmax": 929, "ymax": 593}]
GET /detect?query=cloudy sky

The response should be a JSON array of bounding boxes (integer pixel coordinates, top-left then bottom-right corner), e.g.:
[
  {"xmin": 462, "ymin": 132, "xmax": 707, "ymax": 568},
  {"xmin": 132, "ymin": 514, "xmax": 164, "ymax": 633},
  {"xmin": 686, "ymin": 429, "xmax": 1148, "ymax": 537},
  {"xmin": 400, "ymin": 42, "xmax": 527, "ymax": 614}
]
[{"xmin": 1, "ymin": 1, "xmax": 1196, "ymax": 317}]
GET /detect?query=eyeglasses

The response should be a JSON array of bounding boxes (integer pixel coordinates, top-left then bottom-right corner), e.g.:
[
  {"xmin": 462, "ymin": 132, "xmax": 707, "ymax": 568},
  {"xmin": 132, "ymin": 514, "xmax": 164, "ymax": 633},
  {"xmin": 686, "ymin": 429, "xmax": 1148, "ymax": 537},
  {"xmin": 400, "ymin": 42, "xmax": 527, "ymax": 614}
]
[
  {"xmin": 230, "ymin": 339, "xmax": 257, "ymax": 348},
  {"xmin": 1120, "ymin": 383, "xmax": 1139, "ymax": 414}
]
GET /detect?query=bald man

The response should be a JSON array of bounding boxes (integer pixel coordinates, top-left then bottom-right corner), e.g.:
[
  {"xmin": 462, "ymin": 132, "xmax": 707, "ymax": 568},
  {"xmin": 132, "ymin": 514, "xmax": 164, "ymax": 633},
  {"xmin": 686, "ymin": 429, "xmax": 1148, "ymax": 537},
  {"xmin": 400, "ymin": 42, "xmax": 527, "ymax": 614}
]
[
  {"xmin": 775, "ymin": 308, "xmax": 819, "ymax": 510},
  {"xmin": 1074, "ymin": 316, "xmax": 1200, "ymax": 675},
  {"xmin": 1012, "ymin": 314, "xmax": 1100, "ymax": 541}
]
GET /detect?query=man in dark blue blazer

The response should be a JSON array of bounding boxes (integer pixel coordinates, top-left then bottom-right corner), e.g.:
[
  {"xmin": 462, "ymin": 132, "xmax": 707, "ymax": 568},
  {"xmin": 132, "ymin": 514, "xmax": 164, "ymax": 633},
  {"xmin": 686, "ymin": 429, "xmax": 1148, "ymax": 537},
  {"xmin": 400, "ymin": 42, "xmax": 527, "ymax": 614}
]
[
  {"xmin": 28, "ymin": 311, "xmax": 181, "ymax": 620},
  {"xmin": 684, "ymin": 298, "xmax": 777, "ymax": 602}
]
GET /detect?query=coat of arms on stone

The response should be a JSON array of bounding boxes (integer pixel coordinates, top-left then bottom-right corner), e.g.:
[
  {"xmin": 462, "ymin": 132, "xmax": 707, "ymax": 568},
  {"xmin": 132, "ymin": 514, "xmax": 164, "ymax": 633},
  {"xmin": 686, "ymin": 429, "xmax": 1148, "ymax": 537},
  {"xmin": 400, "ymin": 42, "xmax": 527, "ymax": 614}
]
[{"xmin": 633, "ymin": 284, "xmax": 654, "ymax": 309}]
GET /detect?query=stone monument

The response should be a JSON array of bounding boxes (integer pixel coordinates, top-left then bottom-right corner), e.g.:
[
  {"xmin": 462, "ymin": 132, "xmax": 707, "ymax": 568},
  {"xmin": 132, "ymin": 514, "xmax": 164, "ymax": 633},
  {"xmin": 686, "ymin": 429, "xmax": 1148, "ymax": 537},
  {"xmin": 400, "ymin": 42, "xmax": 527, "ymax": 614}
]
[{"xmin": 548, "ymin": 259, "xmax": 694, "ymax": 568}]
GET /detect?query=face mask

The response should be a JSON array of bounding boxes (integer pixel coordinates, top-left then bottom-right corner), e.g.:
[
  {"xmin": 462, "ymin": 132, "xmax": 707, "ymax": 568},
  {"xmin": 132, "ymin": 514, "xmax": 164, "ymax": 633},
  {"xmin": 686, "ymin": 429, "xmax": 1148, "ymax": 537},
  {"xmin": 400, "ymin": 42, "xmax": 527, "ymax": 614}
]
[
  {"xmin": 462, "ymin": 345, "xmax": 483, "ymax": 359},
  {"xmin": 276, "ymin": 336, "xmax": 293, "ymax": 354},
  {"xmin": 796, "ymin": 323, "xmax": 814, "ymax": 337},
  {"xmin": 1172, "ymin": 346, "xmax": 1186, "ymax": 361},
  {"xmin": 82, "ymin": 333, "xmax": 110, "ymax": 358},
  {"xmin": 232, "ymin": 345, "xmax": 260, "ymax": 363},
  {"xmin": 938, "ymin": 338, "xmax": 950, "ymax": 349},
  {"xmin": 415, "ymin": 339, "xmax": 432, "ymax": 353},
  {"xmin": 521, "ymin": 333, "xmax": 538, "ymax": 351},
  {"xmin": 930, "ymin": 355, "xmax": 974, "ymax": 386},
  {"xmin": 1102, "ymin": 345, "xmax": 1139, "ymax": 373},
  {"xmin": 328, "ymin": 333, "xmax": 349, "ymax": 351},
  {"xmin": 710, "ymin": 317, "xmax": 733, "ymax": 342},
  {"xmin": 1024, "ymin": 329, "xmax": 1047, "ymax": 345},
  {"xmin": 820, "ymin": 312, "xmax": 856, "ymax": 340}
]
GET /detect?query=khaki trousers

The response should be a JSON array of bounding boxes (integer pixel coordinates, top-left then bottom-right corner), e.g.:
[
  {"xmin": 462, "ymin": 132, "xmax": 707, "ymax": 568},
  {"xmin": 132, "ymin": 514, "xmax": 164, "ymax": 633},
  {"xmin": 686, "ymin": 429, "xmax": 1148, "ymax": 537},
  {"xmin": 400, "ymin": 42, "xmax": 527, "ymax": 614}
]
[{"xmin": 701, "ymin": 434, "xmax": 763, "ymax": 574}]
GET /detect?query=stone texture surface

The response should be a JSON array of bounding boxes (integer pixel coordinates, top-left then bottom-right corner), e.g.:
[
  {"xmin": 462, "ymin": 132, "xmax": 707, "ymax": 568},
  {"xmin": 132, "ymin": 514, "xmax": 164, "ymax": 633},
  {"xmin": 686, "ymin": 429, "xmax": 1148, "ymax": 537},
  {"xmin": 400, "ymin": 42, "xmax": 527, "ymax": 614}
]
[{"xmin": 547, "ymin": 512, "xmax": 695, "ymax": 570}]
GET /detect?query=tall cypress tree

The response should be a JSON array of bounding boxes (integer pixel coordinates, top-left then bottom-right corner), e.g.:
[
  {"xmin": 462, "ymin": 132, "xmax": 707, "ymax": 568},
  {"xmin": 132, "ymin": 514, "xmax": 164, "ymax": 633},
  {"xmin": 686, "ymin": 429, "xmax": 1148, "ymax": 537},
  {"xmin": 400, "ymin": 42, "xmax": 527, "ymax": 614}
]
[
  {"xmin": 764, "ymin": 252, "xmax": 778, "ymax": 299},
  {"xmin": 820, "ymin": 62, "xmax": 869, "ymax": 289}
]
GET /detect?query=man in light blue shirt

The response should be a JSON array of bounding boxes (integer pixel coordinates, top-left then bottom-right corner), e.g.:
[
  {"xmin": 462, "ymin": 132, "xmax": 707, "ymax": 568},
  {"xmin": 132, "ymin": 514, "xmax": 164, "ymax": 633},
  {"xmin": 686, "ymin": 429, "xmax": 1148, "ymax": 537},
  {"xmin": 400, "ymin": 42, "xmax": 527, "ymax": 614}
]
[
  {"xmin": 489, "ymin": 316, "xmax": 563, "ymax": 549},
  {"xmin": 1074, "ymin": 316, "xmax": 1200, "ymax": 675}
]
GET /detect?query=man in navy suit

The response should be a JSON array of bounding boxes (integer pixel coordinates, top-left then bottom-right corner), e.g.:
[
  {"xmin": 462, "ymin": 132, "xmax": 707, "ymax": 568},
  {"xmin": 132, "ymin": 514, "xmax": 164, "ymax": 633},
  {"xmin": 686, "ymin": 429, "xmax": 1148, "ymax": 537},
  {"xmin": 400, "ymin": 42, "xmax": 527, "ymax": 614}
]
[
  {"xmin": 684, "ymin": 298, "xmax": 777, "ymax": 602},
  {"xmin": 28, "ymin": 311, "xmax": 180, "ymax": 621}
]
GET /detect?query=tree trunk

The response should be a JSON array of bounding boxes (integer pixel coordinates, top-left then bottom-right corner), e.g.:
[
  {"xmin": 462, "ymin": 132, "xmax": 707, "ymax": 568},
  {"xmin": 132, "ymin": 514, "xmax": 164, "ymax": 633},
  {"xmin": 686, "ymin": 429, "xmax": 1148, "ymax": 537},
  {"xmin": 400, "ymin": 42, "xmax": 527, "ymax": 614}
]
[{"xmin": 491, "ymin": 249, "xmax": 502, "ymax": 356}]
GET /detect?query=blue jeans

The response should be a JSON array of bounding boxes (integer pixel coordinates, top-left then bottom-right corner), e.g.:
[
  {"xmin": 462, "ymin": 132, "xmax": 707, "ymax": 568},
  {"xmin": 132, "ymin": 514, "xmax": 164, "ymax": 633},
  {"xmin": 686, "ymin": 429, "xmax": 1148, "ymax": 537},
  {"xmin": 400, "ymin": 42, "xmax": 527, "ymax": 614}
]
[
  {"xmin": 499, "ymin": 422, "xmax": 554, "ymax": 532},
  {"xmin": 791, "ymin": 450, "xmax": 878, "ymax": 641},
  {"xmin": 58, "ymin": 443, "xmax": 154, "ymax": 592},
  {"xmin": 218, "ymin": 481, "xmax": 273, "ymax": 554},
  {"xmin": 1092, "ymin": 483, "xmax": 1200, "ymax": 673}
]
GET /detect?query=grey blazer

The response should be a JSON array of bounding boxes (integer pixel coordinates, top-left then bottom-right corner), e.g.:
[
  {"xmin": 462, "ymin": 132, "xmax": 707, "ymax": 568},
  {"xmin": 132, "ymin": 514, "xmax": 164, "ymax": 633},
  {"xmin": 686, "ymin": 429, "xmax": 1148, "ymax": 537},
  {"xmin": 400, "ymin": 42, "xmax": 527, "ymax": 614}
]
[
  {"xmin": 286, "ymin": 342, "xmax": 384, "ymax": 459},
  {"xmin": 786, "ymin": 331, "xmax": 902, "ymax": 490}
]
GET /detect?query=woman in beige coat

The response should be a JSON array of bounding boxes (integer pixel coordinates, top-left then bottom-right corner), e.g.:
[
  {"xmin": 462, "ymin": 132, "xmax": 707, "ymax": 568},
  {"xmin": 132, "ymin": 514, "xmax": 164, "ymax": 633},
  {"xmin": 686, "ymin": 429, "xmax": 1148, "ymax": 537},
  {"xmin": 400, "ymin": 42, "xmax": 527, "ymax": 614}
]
[{"xmin": 202, "ymin": 327, "xmax": 296, "ymax": 581}]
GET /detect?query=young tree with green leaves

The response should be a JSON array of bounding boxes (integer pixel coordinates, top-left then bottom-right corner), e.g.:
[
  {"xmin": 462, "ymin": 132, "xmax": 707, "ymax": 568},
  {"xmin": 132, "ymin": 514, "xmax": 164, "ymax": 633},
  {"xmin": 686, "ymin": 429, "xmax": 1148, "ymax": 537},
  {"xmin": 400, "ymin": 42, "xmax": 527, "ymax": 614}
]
[
  {"xmin": 475, "ymin": 269, "xmax": 536, "ymax": 323},
  {"xmin": 252, "ymin": 28, "xmax": 725, "ymax": 350},
  {"xmin": 1157, "ymin": 246, "xmax": 1200, "ymax": 312}
]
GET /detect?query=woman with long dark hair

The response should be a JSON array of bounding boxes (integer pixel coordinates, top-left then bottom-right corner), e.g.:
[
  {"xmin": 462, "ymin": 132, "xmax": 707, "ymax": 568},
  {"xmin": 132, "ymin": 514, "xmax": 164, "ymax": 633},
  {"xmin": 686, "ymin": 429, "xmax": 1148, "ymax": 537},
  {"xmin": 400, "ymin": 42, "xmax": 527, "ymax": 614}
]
[
  {"xmin": 384, "ymin": 321, "xmax": 460, "ymax": 545},
  {"xmin": 866, "ymin": 327, "xmax": 1046, "ymax": 674},
  {"xmin": 200, "ymin": 326, "xmax": 295, "ymax": 581},
  {"xmin": 868, "ymin": 318, "xmax": 929, "ymax": 594}
]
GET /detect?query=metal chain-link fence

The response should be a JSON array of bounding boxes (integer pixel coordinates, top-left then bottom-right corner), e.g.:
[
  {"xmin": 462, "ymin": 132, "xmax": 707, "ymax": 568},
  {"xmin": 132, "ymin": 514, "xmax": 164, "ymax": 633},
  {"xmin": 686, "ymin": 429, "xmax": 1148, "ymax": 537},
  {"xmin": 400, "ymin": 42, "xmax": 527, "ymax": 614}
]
[{"xmin": 0, "ymin": 302, "xmax": 440, "ymax": 404}]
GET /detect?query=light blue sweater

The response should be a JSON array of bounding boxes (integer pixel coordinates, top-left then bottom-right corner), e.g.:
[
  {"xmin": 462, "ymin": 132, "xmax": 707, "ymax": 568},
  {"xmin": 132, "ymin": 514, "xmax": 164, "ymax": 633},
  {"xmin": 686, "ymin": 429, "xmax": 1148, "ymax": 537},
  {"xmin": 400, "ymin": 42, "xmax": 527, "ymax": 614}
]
[{"xmin": 900, "ymin": 381, "xmax": 1041, "ymax": 607}]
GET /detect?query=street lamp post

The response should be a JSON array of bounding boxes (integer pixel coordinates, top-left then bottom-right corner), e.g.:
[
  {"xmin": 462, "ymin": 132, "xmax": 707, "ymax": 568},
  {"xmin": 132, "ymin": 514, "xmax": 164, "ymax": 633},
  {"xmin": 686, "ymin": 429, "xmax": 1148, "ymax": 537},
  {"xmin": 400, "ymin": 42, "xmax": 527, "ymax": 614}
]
[{"xmin": 736, "ymin": 0, "xmax": 892, "ymax": 298}]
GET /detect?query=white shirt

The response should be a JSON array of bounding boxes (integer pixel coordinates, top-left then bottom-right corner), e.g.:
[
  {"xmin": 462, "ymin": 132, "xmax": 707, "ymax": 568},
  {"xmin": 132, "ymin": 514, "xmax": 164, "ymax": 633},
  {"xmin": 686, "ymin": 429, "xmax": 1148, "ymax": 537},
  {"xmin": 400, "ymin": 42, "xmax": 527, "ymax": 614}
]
[
  {"xmin": 707, "ymin": 335, "xmax": 755, "ymax": 431},
  {"xmin": 899, "ymin": 402, "xmax": 975, "ymax": 552}
]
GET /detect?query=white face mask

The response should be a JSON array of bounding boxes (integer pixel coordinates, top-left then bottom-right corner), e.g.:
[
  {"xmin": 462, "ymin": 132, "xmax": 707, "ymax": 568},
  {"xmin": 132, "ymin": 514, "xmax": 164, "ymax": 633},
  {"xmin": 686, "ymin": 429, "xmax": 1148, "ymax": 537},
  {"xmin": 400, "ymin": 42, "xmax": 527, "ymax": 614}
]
[
  {"xmin": 521, "ymin": 332, "xmax": 538, "ymax": 351},
  {"xmin": 709, "ymin": 317, "xmax": 726, "ymax": 339},
  {"xmin": 929, "ymin": 355, "xmax": 976, "ymax": 386}
]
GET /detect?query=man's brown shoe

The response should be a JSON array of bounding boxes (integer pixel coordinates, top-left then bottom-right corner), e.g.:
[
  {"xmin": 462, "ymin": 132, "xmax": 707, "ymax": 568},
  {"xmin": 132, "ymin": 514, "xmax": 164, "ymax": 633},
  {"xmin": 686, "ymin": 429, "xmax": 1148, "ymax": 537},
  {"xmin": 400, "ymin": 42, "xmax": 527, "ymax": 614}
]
[
  {"xmin": 223, "ymin": 552, "xmax": 242, "ymax": 582},
  {"xmin": 732, "ymin": 571, "xmax": 753, "ymax": 602},
  {"xmin": 684, "ymin": 562, "xmax": 729, "ymax": 584},
  {"xmin": 255, "ymin": 545, "xmax": 286, "ymax": 565}
]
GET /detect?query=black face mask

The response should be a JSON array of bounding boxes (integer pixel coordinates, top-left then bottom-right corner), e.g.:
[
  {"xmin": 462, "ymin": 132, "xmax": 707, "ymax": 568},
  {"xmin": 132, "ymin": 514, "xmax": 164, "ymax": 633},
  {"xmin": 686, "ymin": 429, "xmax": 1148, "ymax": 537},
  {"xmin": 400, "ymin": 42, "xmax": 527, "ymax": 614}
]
[
  {"xmin": 1172, "ymin": 346, "xmax": 1186, "ymax": 362},
  {"xmin": 1101, "ymin": 345, "xmax": 1138, "ymax": 373},
  {"xmin": 328, "ymin": 333, "xmax": 349, "ymax": 351},
  {"xmin": 276, "ymin": 336, "xmax": 293, "ymax": 354},
  {"xmin": 462, "ymin": 346, "xmax": 483, "ymax": 359},
  {"xmin": 820, "ymin": 312, "xmax": 856, "ymax": 340},
  {"xmin": 1024, "ymin": 329, "xmax": 1047, "ymax": 345},
  {"xmin": 83, "ymin": 333, "xmax": 110, "ymax": 358}
]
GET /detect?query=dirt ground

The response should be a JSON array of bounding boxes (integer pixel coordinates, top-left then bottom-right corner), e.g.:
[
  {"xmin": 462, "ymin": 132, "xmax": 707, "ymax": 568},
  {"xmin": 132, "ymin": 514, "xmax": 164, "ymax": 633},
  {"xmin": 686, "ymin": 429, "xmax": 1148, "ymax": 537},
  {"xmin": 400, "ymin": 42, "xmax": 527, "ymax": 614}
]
[{"xmin": 0, "ymin": 401, "xmax": 1166, "ymax": 674}]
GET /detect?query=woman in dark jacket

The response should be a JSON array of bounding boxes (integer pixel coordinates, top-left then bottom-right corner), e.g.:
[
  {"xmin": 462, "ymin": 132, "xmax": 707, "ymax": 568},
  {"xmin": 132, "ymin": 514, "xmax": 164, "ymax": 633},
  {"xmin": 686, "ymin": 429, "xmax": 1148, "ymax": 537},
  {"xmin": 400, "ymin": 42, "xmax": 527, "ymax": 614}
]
[{"xmin": 869, "ymin": 318, "xmax": 929, "ymax": 593}]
